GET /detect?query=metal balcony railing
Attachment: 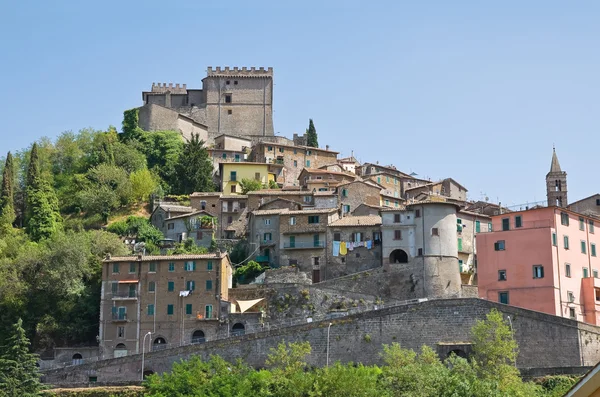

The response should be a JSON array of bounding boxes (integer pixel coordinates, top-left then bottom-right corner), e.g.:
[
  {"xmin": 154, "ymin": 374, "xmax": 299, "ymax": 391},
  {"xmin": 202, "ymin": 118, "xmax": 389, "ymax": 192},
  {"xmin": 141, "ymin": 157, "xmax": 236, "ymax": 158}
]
[
  {"xmin": 111, "ymin": 313, "xmax": 127, "ymax": 321},
  {"xmin": 112, "ymin": 291, "xmax": 137, "ymax": 299}
]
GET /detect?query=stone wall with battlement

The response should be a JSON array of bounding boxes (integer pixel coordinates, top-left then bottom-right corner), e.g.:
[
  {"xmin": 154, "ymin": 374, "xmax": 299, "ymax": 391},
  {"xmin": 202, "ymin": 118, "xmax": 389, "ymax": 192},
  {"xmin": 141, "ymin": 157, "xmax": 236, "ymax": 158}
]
[
  {"xmin": 41, "ymin": 298, "xmax": 600, "ymax": 386},
  {"xmin": 207, "ymin": 66, "xmax": 273, "ymax": 77}
]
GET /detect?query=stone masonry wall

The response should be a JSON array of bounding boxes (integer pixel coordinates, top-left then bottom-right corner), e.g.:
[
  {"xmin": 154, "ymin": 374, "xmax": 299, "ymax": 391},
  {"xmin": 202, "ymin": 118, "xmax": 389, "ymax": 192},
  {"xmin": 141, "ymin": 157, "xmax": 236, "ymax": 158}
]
[{"xmin": 42, "ymin": 298, "xmax": 600, "ymax": 386}]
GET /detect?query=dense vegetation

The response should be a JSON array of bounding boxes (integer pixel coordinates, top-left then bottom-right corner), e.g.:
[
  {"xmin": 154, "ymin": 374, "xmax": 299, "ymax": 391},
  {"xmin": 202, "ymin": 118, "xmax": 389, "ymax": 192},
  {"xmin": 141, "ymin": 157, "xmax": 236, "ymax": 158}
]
[
  {"xmin": 0, "ymin": 117, "xmax": 215, "ymax": 352},
  {"xmin": 143, "ymin": 310, "xmax": 577, "ymax": 397}
]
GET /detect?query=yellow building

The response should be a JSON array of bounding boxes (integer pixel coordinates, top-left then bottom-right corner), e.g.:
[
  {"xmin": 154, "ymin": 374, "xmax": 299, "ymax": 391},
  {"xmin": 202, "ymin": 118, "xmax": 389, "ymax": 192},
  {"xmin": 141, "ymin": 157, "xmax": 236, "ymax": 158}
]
[{"xmin": 219, "ymin": 162, "xmax": 283, "ymax": 194}]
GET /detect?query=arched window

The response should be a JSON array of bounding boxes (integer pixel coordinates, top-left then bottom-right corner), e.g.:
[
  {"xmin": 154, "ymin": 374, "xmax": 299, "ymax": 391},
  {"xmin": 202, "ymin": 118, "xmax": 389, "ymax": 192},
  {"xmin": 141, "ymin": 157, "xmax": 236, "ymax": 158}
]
[
  {"xmin": 231, "ymin": 323, "xmax": 245, "ymax": 336},
  {"xmin": 153, "ymin": 337, "xmax": 167, "ymax": 351},
  {"xmin": 72, "ymin": 353, "xmax": 83, "ymax": 365},
  {"xmin": 114, "ymin": 343, "xmax": 127, "ymax": 358},
  {"xmin": 192, "ymin": 330, "xmax": 206, "ymax": 344}
]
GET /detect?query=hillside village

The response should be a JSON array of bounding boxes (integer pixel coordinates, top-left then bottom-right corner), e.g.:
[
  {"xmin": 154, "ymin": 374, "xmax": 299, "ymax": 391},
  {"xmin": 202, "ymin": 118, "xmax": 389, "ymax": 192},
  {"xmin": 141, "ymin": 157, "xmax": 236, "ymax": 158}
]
[{"xmin": 38, "ymin": 67, "xmax": 600, "ymax": 388}]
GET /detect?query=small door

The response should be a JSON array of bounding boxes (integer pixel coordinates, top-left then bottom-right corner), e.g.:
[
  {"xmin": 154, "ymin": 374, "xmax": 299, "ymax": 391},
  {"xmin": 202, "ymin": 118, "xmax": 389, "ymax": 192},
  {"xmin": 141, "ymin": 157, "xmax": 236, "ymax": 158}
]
[{"xmin": 312, "ymin": 269, "xmax": 321, "ymax": 283}]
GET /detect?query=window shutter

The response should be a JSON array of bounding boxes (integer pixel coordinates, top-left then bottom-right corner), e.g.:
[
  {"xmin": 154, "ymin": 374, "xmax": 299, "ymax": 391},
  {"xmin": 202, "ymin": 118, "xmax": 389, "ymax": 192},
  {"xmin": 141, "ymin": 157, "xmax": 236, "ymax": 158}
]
[
  {"xmin": 494, "ymin": 242, "xmax": 499, "ymax": 251},
  {"xmin": 111, "ymin": 306, "xmax": 117, "ymax": 315},
  {"xmin": 540, "ymin": 267, "xmax": 544, "ymax": 278},
  {"xmin": 193, "ymin": 261, "xmax": 197, "ymax": 271}
]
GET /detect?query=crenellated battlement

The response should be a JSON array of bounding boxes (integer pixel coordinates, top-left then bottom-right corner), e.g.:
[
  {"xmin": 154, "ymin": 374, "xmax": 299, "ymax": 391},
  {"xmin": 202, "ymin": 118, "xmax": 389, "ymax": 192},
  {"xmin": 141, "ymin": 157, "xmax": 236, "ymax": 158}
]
[
  {"xmin": 206, "ymin": 66, "xmax": 273, "ymax": 77},
  {"xmin": 151, "ymin": 82, "xmax": 188, "ymax": 94}
]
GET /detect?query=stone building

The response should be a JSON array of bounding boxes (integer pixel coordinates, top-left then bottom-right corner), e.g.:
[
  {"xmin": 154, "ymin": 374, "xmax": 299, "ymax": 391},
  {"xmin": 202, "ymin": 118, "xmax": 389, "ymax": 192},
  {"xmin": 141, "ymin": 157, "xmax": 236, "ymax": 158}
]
[
  {"xmin": 298, "ymin": 168, "xmax": 357, "ymax": 192},
  {"xmin": 137, "ymin": 104, "xmax": 209, "ymax": 142},
  {"xmin": 337, "ymin": 155, "xmax": 360, "ymax": 174},
  {"xmin": 278, "ymin": 208, "xmax": 340, "ymax": 282},
  {"xmin": 150, "ymin": 204, "xmax": 194, "ymax": 231},
  {"xmin": 248, "ymin": 209, "xmax": 288, "ymax": 267},
  {"xmin": 569, "ymin": 194, "xmax": 600, "ymax": 219},
  {"xmin": 247, "ymin": 190, "xmax": 315, "ymax": 212},
  {"xmin": 188, "ymin": 193, "xmax": 248, "ymax": 239},
  {"xmin": 405, "ymin": 178, "xmax": 468, "ymax": 202},
  {"xmin": 456, "ymin": 210, "xmax": 492, "ymax": 285},
  {"xmin": 380, "ymin": 201, "xmax": 463, "ymax": 299},
  {"xmin": 139, "ymin": 67, "xmax": 274, "ymax": 141},
  {"xmin": 326, "ymin": 215, "xmax": 382, "ymax": 279},
  {"xmin": 152, "ymin": 210, "xmax": 216, "ymax": 247},
  {"xmin": 99, "ymin": 253, "xmax": 232, "ymax": 359},
  {"xmin": 250, "ymin": 142, "xmax": 339, "ymax": 187},
  {"xmin": 358, "ymin": 162, "xmax": 430, "ymax": 199},
  {"xmin": 207, "ymin": 134, "xmax": 252, "ymax": 178},
  {"xmin": 547, "ymin": 147, "xmax": 568, "ymax": 208},
  {"xmin": 337, "ymin": 180, "xmax": 382, "ymax": 216}
]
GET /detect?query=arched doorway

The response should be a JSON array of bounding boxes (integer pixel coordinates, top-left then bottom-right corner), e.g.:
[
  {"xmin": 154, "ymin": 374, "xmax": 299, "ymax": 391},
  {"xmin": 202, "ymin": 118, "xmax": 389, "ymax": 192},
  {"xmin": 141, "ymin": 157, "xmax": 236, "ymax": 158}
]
[
  {"xmin": 114, "ymin": 343, "xmax": 127, "ymax": 358},
  {"xmin": 143, "ymin": 370, "xmax": 154, "ymax": 378},
  {"xmin": 72, "ymin": 353, "xmax": 83, "ymax": 365},
  {"xmin": 389, "ymin": 249, "xmax": 408, "ymax": 264},
  {"xmin": 447, "ymin": 349, "xmax": 467, "ymax": 359},
  {"xmin": 153, "ymin": 337, "xmax": 167, "ymax": 351},
  {"xmin": 192, "ymin": 330, "xmax": 206, "ymax": 344},
  {"xmin": 231, "ymin": 323, "xmax": 245, "ymax": 336}
]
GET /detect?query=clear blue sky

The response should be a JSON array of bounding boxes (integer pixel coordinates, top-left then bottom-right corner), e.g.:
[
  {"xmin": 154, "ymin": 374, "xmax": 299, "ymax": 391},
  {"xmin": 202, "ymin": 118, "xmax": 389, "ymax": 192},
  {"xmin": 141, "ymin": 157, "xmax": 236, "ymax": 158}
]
[{"xmin": 1, "ymin": 1, "xmax": 599, "ymax": 207}]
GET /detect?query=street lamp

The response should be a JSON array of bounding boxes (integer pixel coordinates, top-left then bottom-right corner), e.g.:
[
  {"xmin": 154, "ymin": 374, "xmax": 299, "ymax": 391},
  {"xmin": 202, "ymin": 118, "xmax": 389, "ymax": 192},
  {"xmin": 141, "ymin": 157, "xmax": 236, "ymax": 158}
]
[
  {"xmin": 141, "ymin": 331, "xmax": 152, "ymax": 381},
  {"xmin": 326, "ymin": 323, "xmax": 332, "ymax": 367}
]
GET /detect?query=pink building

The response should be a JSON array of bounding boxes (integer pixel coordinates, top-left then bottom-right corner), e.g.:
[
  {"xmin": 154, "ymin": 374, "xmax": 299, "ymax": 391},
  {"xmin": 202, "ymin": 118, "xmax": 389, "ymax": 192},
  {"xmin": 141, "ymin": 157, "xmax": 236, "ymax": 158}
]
[{"xmin": 477, "ymin": 206, "xmax": 600, "ymax": 324}]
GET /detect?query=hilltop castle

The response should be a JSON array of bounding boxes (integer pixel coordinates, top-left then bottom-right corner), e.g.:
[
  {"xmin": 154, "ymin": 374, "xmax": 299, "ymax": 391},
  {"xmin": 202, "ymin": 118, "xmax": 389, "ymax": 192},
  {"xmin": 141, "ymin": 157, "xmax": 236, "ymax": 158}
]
[{"xmin": 138, "ymin": 67, "xmax": 274, "ymax": 142}]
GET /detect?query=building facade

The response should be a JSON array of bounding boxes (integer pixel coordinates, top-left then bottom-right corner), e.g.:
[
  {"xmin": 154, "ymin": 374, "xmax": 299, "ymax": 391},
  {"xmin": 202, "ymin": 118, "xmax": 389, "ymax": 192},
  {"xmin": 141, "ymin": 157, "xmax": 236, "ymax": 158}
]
[
  {"xmin": 477, "ymin": 206, "xmax": 600, "ymax": 324},
  {"xmin": 99, "ymin": 254, "xmax": 232, "ymax": 359},
  {"xmin": 219, "ymin": 162, "xmax": 282, "ymax": 195}
]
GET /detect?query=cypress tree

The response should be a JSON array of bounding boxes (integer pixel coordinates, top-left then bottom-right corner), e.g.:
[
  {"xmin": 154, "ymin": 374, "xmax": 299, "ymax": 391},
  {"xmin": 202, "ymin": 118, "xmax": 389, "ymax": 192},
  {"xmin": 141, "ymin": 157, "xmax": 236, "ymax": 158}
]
[
  {"xmin": 306, "ymin": 119, "xmax": 318, "ymax": 148},
  {"xmin": 26, "ymin": 143, "xmax": 39, "ymax": 193},
  {"xmin": 0, "ymin": 318, "xmax": 42, "ymax": 396},
  {"xmin": 174, "ymin": 133, "xmax": 214, "ymax": 194},
  {"xmin": 0, "ymin": 152, "xmax": 15, "ymax": 233}
]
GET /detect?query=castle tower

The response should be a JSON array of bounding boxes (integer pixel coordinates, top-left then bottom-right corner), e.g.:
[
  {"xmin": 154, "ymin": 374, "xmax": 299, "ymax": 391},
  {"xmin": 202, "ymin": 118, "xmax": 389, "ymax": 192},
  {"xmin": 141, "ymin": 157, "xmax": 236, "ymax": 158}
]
[{"xmin": 546, "ymin": 147, "xmax": 568, "ymax": 208}]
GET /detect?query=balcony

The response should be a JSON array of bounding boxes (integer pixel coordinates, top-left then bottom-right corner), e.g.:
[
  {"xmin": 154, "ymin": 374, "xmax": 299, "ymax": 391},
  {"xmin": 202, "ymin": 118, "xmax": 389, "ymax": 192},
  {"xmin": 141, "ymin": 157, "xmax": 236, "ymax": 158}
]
[
  {"xmin": 111, "ymin": 313, "xmax": 127, "ymax": 322},
  {"xmin": 283, "ymin": 241, "xmax": 325, "ymax": 249},
  {"xmin": 112, "ymin": 291, "xmax": 137, "ymax": 300}
]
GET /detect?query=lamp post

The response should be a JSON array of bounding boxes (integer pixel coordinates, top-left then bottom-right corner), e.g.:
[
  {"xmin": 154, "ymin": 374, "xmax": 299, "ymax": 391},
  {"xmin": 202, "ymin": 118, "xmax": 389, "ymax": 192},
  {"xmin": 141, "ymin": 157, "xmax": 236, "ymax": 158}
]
[
  {"xmin": 326, "ymin": 323, "xmax": 332, "ymax": 367},
  {"xmin": 141, "ymin": 331, "xmax": 152, "ymax": 381}
]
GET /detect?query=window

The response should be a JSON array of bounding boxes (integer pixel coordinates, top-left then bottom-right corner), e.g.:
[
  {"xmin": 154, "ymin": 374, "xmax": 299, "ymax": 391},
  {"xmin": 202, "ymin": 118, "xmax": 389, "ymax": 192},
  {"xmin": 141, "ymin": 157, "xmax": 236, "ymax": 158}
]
[
  {"xmin": 147, "ymin": 304, "xmax": 154, "ymax": 316},
  {"xmin": 227, "ymin": 216, "xmax": 233, "ymax": 223},
  {"xmin": 222, "ymin": 153, "xmax": 227, "ymax": 159},
  {"xmin": 564, "ymin": 236, "xmax": 569, "ymax": 249},
  {"xmin": 502, "ymin": 218, "xmax": 510, "ymax": 231},
  {"xmin": 597, "ymin": 199, "xmax": 600, "ymax": 206},
  {"xmin": 186, "ymin": 304, "xmax": 193, "ymax": 315},
  {"xmin": 207, "ymin": 261, "xmax": 213, "ymax": 271},
  {"xmin": 303, "ymin": 196, "xmax": 312, "ymax": 203},
  {"xmin": 498, "ymin": 292, "xmax": 509, "ymax": 305},
  {"xmin": 206, "ymin": 280, "xmax": 213, "ymax": 290},
  {"xmin": 225, "ymin": 94, "xmax": 231, "ymax": 103},
  {"xmin": 205, "ymin": 305, "xmax": 213, "ymax": 319},
  {"xmin": 230, "ymin": 184, "xmax": 237, "ymax": 193},
  {"xmin": 112, "ymin": 263, "xmax": 119, "ymax": 274},
  {"xmin": 415, "ymin": 209, "xmax": 421, "ymax": 218},
  {"xmin": 307, "ymin": 150, "xmax": 312, "ymax": 156},
  {"xmin": 313, "ymin": 234, "xmax": 320, "ymax": 247},
  {"xmin": 494, "ymin": 240, "xmax": 506, "ymax": 251},
  {"xmin": 457, "ymin": 224, "xmax": 463, "ymax": 233},
  {"xmin": 186, "ymin": 280, "xmax": 195, "ymax": 291},
  {"xmin": 533, "ymin": 265, "xmax": 544, "ymax": 279},
  {"xmin": 197, "ymin": 231, "xmax": 203, "ymax": 240},
  {"xmin": 584, "ymin": 268, "xmax": 589, "ymax": 278},
  {"xmin": 418, "ymin": 248, "xmax": 423, "ymax": 256},
  {"xmin": 306, "ymin": 160, "xmax": 311, "ymax": 167},
  {"xmin": 457, "ymin": 219, "xmax": 462, "ymax": 225},
  {"xmin": 308, "ymin": 216, "xmax": 320, "ymax": 224},
  {"xmin": 255, "ymin": 172, "xmax": 261, "ymax": 181},
  {"xmin": 552, "ymin": 232, "xmax": 557, "ymax": 246},
  {"xmin": 394, "ymin": 230, "xmax": 402, "ymax": 240},
  {"xmin": 515, "ymin": 216, "xmax": 522, "ymax": 228},
  {"xmin": 227, "ymin": 109, "xmax": 232, "ymax": 115},
  {"xmin": 293, "ymin": 160, "xmax": 298, "ymax": 167},
  {"xmin": 568, "ymin": 291, "xmax": 575, "ymax": 303},
  {"xmin": 185, "ymin": 261, "xmax": 196, "ymax": 271},
  {"xmin": 264, "ymin": 219, "xmax": 271, "ymax": 225},
  {"xmin": 279, "ymin": 147, "xmax": 284, "ymax": 153},
  {"xmin": 117, "ymin": 326, "xmax": 125, "ymax": 338},
  {"xmin": 168, "ymin": 262, "xmax": 175, "ymax": 272},
  {"xmin": 129, "ymin": 263, "xmax": 136, "ymax": 273},
  {"xmin": 565, "ymin": 263, "xmax": 571, "ymax": 277},
  {"xmin": 167, "ymin": 223, "xmax": 174, "ymax": 230},
  {"xmin": 226, "ymin": 80, "xmax": 230, "ymax": 85},
  {"xmin": 432, "ymin": 228, "xmax": 439, "ymax": 236},
  {"xmin": 488, "ymin": 222, "xmax": 493, "ymax": 232},
  {"xmin": 290, "ymin": 217, "xmax": 296, "ymax": 225},
  {"xmin": 595, "ymin": 269, "xmax": 599, "ymax": 279},
  {"xmin": 475, "ymin": 221, "xmax": 481, "ymax": 233},
  {"xmin": 230, "ymin": 171, "xmax": 237, "ymax": 182},
  {"xmin": 167, "ymin": 304, "xmax": 174, "ymax": 315},
  {"xmin": 263, "ymin": 232, "xmax": 272, "ymax": 241},
  {"xmin": 342, "ymin": 204, "xmax": 350, "ymax": 213},
  {"xmin": 111, "ymin": 282, "xmax": 118, "ymax": 294},
  {"xmin": 582, "ymin": 241, "xmax": 587, "ymax": 254},
  {"xmin": 377, "ymin": 176, "xmax": 381, "ymax": 184},
  {"xmin": 149, "ymin": 262, "xmax": 156, "ymax": 273},
  {"xmin": 313, "ymin": 257, "xmax": 320, "ymax": 266},
  {"xmin": 333, "ymin": 233, "xmax": 341, "ymax": 241},
  {"xmin": 342, "ymin": 189, "xmax": 348, "ymax": 197},
  {"xmin": 561, "ymin": 212, "xmax": 569, "ymax": 226},
  {"xmin": 168, "ymin": 281, "xmax": 174, "ymax": 292},
  {"xmin": 590, "ymin": 220, "xmax": 595, "ymax": 234},
  {"xmin": 386, "ymin": 176, "xmax": 390, "ymax": 183},
  {"xmin": 148, "ymin": 281, "xmax": 155, "ymax": 292},
  {"xmin": 458, "ymin": 238, "xmax": 463, "ymax": 252},
  {"xmin": 394, "ymin": 214, "xmax": 401, "ymax": 223},
  {"xmin": 593, "ymin": 244, "xmax": 597, "ymax": 257},
  {"xmin": 498, "ymin": 270, "xmax": 507, "ymax": 281},
  {"xmin": 385, "ymin": 199, "xmax": 390, "ymax": 206},
  {"xmin": 569, "ymin": 308, "xmax": 576, "ymax": 319},
  {"xmin": 580, "ymin": 217, "xmax": 585, "ymax": 231}
]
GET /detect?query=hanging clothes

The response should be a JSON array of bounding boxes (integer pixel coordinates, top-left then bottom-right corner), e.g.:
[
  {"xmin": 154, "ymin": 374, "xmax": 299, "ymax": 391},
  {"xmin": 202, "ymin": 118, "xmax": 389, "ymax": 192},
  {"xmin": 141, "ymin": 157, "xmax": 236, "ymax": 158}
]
[
  {"xmin": 332, "ymin": 241, "xmax": 341, "ymax": 257},
  {"xmin": 348, "ymin": 242, "xmax": 354, "ymax": 251},
  {"xmin": 366, "ymin": 240, "xmax": 372, "ymax": 249},
  {"xmin": 340, "ymin": 241, "xmax": 347, "ymax": 256}
]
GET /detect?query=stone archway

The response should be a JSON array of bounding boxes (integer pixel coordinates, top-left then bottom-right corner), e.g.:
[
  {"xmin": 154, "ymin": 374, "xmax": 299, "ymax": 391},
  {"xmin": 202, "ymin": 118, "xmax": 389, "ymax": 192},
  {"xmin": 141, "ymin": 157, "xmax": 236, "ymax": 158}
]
[
  {"xmin": 72, "ymin": 353, "xmax": 83, "ymax": 365},
  {"xmin": 389, "ymin": 249, "xmax": 408, "ymax": 264},
  {"xmin": 114, "ymin": 343, "xmax": 128, "ymax": 358},
  {"xmin": 153, "ymin": 337, "xmax": 167, "ymax": 351},
  {"xmin": 232, "ymin": 323, "xmax": 245, "ymax": 336},
  {"xmin": 192, "ymin": 330, "xmax": 206, "ymax": 344}
]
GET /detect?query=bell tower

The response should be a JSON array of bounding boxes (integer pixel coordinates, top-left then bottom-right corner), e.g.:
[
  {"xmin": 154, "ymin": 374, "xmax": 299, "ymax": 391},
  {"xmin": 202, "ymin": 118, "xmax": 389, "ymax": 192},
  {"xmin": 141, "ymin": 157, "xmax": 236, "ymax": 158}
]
[{"xmin": 546, "ymin": 147, "xmax": 568, "ymax": 208}]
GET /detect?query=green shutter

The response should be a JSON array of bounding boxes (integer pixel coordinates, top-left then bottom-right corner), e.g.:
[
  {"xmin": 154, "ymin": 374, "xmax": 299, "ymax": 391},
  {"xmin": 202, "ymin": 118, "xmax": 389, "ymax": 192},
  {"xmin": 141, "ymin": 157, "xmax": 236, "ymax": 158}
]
[
  {"xmin": 475, "ymin": 221, "xmax": 481, "ymax": 233},
  {"xmin": 147, "ymin": 304, "xmax": 154, "ymax": 316},
  {"xmin": 186, "ymin": 304, "xmax": 192, "ymax": 315},
  {"xmin": 167, "ymin": 304, "xmax": 174, "ymax": 315},
  {"xmin": 168, "ymin": 281, "xmax": 174, "ymax": 292},
  {"xmin": 207, "ymin": 261, "xmax": 213, "ymax": 271},
  {"xmin": 458, "ymin": 238, "xmax": 463, "ymax": 252},
  {"xmin": 193, "ymin": 261, "xmax": 197, "ymax": 271},
  {"xmin": 488, "ymin": 222, "xmax": 493, "ymax": 232},
  {"xmin": 206, "ymin": 280, "xmax": 213, "ymax": 290}
]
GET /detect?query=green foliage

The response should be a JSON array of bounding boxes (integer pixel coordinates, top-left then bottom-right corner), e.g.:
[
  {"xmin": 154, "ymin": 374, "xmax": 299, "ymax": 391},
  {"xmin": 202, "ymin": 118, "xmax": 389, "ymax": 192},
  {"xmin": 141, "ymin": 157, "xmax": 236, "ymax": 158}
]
[
  {"xmin": 169, "ymin": 238, "xmax": 209, "ymax": 255},
  {"xmin": 173, "ymin": 133, "xmax": 214, "ymax": 194},
  {"xmin": 129, "ymin": 168, "xmax": 159, "ymax": 203},
  {"xmin": 0, "ymin": 318, "xmax": 42, "ymax": 395},
  {"xmin": 135, "ymin": 130, "xmax": 183, "ymax": 192},
  {"xmin": 121, "ymin": 108, "xmax": 143, "ymax": 142},
  {"xmin": 537, "ymin": 375, "xmax": 580, "ymax": 397},
  {"xmin": 44, "ymin": 386, "xmax": 144, "ymax": 396},
  {"xmin": 0, "ymin": 152, "xmax": 16, "ymax": 234},
  {"xmin": 239, "ymin": 178, "xmax": 263, "ymax": 194},
  {"xmin": 108, "ymin": 216, "xmax": 163, "ymax": 247},
  {"xmin": 234, "ymin": 260, "xmax": 267, "ymax": 283},
  {"xmin": 306, "ymin": 118, "xmax": 318, "ymax": 148},
  {"xmin": 268, "ymin": 179, "xmax": 279, "ymax": 189}
]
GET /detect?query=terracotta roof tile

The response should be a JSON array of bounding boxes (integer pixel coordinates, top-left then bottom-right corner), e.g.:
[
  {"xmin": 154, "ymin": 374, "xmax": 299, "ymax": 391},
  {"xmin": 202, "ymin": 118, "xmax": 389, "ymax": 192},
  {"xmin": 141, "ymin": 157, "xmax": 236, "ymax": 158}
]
[
  {"xmin": 104, "ymin": 253, "xmax": 227, "ymax": 262},
  {"xmin": 329, "ymin": 215, "xmax": 382, "ymax": 227}
]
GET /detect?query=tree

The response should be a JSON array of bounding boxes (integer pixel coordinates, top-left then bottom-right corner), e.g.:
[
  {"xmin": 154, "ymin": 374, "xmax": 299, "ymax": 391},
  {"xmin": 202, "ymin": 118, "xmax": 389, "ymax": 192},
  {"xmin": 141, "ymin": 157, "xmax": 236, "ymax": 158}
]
[
  {"xmin": 306, "ymin": 118, "xmax": 318, "ymax": 148},
  {"xmin": 78, "ymin": 164, "xmax": 133, "ymax": 222},
  {"xmin": 0, "ymin": 318, "xmax": 42, "ymax": 396},
  {"xmin": 174, "ymin": 134, "xmax": 214, "ymax": 194},
  {"xmin": 0, "ymin": 152, "xmax": 16, "ymax": 234},
  {"xmin": 471, "ymin": 309, "xmax": 518, "ymax": 374},
  {"xmin": 130, "ymin": 169, "xmax": 159, "ymax": 203},
  {"xmin": 239, "ymin": 178, "xmax": 263, "ymax": 194}
]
